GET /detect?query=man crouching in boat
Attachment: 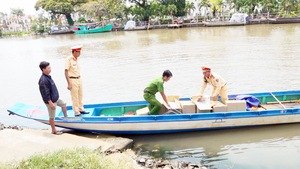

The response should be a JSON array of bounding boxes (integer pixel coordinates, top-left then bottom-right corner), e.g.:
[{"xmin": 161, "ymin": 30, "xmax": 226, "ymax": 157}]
[
  {"xmin": 38, "ymin": 61, "xmax": 68, "ymax": 135},
  {"xmin": 144, "ymin": 70, "xmax": 173, "ymax": 115},
  {"xmin": 197, "ymin": 66, "xmax": 228, "ymax": 104}
]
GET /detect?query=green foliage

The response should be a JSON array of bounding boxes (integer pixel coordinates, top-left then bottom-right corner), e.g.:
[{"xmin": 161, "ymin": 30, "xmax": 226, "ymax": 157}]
[
  {"xmin": 130, "ymin": 0, "xmax": 162, "ymax": 21},
  {"xmin": 278, "ymin": 11, "xmax": 299, "ymax": 17},
  {"xmin": 10, "ymin": 8, "xmax": 24, "ymax": 17},
  {"xmin": 160, "ymin": 18, "xmax": 172, "ymax": 24},
  {"xmin": 196, "ymin": 15, "xmax": 205, "ymax": 21},
  {"xmin": 184, "ymin": 2, "xmax": 195, "ymax": 15},
  {"xmin": 0, "ymin": 28, "xmax": 2, "ymax": 37},
  {"xmin": 0, "ymin": 31, "xmax": 31, "ymax": 37},
  {"xmin": 160, "ymin": 0, "xmax": 186, "ymax": 16},
  {"xmin": 166, "ymin": 4, "xmax": 177, "ymax": 16},
  {"xmin": 35, "ymin": 0, "xmax": 88, "ymax": 25},
  {"xmin": 77, "ymin": 17, "xmax": 87, "ymax": 23},
  {"xmin": 128, "ymin": 0, "xmax": 185, "ymax": 20},
  {"xmin": 0, "ymin": 148, "xmax": 126, "ymax": 169},
  {"xmin": 79, "ymin": 0, "xmax": 123, "ymax": 21},
  {"xmin": 30, "ymin": 15, "xmax": 50, "ymax": 34}
]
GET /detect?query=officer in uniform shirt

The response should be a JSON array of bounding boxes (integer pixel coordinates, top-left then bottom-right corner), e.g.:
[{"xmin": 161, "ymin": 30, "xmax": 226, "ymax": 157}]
[
  {"xmin": 143, "ymin": 70, "xmax": 173, "ymax": 115},
  {"xmin": 65, "ymin": 45, "xmax": 89, "ymax": 116},
  {"xmin": 197, "ymin": 66, "xmax": 228, "ymax": 104}
]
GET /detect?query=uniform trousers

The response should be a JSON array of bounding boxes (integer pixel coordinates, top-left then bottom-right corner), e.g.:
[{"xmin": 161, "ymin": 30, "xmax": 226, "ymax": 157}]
[
  {"xmin": 143, "ymin": 93, "xmax": 162, "ymax": 115},
  {"xmin": 212, "ymin": 85, "xmax": 228, "ymax": 104},
  {"xmin": 70, "ymin": 78, "xmax": 84, "ymax": 115}
]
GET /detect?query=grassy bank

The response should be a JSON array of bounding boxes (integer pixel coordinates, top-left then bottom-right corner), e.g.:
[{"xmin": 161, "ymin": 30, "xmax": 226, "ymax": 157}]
[
  {"xmin": 1, "ymin": 31, "xmax": 32, "ymax": 37},
  {"xmin": 0, "ymin": 147, "xmax": 127, "ymax": 169}
]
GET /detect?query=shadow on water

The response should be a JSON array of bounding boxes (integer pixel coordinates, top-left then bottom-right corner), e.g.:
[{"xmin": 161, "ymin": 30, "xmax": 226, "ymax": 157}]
[{"xmin": 124, "ymin": 123, "xmax": 300, "ymax": 150}]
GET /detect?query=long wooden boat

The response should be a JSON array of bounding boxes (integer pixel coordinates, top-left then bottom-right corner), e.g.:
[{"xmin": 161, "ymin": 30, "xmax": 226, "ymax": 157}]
[
  {"xmin": 202, "ymin": 21, "xmax": 246, "ymax": 27},
  {"xmin": 49, "ymin": 26, "xmax": 74, "ymax": 35},
  {"xmin": 125, "ymin": 25, "xmax": 153, "ymax": 31},
  {"xmin": 268, "ymin": 17, "xmax": 300, "ymax": 24},
  {"xmin": 73, "ymin": 24, "xmax": 113, "ymax": 34},
  {"xmin": 7, "ymin": 90, "xmax": 300, "ymax": 134}
]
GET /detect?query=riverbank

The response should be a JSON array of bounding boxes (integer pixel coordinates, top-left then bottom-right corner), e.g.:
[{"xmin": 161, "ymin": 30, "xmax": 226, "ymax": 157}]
[
  {"xmin": 0, "ymin": 124, "xmax": 139, "ymax": 168},
  {"xmin": 0, "ymin": 123, "xmax": 208, "ymax": 169},
  {"xmin": 2, "ymin": 18, "xmax": 299, "ymax": 38}
]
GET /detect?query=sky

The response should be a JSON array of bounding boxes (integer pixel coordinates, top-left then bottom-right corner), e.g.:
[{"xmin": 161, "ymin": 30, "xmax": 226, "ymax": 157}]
[{"xmin": 0, "ymin": 0, "xmax": 38, "ymax": 15}]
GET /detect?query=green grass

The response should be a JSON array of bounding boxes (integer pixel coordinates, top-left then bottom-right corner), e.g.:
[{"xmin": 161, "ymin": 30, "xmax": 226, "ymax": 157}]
[
  {"xmin": 2, "ymin": 31, "xmax": 32, "ymax": 36},
  {"xmin": 0, "ymin": 147, "xmax": 127, "ymax": 169}
]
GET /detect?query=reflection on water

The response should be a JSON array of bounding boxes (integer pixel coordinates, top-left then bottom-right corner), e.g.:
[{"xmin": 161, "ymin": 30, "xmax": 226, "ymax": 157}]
[
  {"xmin": 128, "ymin": 123, "xmax": 300, "ymax": 168},
  {"xmin": 1, "ymin": 24, "xmax": 300, "ymax": 168}
]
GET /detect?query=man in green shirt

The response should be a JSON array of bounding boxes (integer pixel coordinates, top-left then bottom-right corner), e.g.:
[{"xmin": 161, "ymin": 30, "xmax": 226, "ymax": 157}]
[{"xmin": 143, "ymin": 70, "xmax": 173, "ymax": 115}]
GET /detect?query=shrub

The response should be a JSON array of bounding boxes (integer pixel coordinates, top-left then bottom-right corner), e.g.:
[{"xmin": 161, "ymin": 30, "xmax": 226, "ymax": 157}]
[
  {"xmin": 160, "ymin": 18, "xmax": 172, "ymax": 24},
  {"xmin": 77, "ymin": 17, "xmax": 88, "ymax": 23}
]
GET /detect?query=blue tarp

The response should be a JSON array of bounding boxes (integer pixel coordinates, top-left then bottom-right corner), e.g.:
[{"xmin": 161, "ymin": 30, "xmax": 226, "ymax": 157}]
[{"xmin": 236, "ymin": 95, "xmax": 260, "ymax": 111}]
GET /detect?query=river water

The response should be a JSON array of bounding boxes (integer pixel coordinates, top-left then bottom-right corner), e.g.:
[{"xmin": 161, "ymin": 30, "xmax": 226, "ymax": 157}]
[{"xmin": 1, "ymin": 24, "xmax": 300, "ymax": 168}]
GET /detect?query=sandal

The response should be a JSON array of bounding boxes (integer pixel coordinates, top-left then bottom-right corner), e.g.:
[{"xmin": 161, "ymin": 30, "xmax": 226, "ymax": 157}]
[{"xmin": 52, "ymin": 131, "xmax": 63, "ymax": 135}]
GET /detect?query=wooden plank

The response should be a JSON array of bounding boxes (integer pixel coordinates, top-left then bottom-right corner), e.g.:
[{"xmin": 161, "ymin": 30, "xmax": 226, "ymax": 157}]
[{"xmin": 266, "ymin": 100, "xmax": 299, "ymax": 104}]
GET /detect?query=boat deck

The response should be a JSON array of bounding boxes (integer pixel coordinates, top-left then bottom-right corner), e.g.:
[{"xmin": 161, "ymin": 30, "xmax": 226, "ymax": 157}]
[{"xmin": 262, "ymin": 101, "xmax": 300, "ymax": 110}]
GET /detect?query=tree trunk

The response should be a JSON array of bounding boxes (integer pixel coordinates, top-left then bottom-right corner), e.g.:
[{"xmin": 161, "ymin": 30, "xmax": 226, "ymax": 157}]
[{"xmin": 65, "ymin": 13, "xmax": 74, "ymax": 26}]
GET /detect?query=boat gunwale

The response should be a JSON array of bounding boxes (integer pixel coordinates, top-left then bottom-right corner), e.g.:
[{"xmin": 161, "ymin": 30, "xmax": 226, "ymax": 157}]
[{"xmin": 7, "ymin": 90, "xmax": 300, "ymax": 123}]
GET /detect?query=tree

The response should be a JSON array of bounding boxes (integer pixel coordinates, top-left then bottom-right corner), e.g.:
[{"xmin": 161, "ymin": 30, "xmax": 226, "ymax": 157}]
[
  {"xmin": 184, "ymin": 2, "xmax": 195, "ymax": 16},
  {"xmin": 0, "ymin": 12, "xmax": 5, "ymax": 19},
  {"xmin": 166, "ymin": 4, "xmax": 177, "ymax": 18},
  {"xmin": 160, "ymin": 0, "xmax": 186, "ymax": 16},
  {"xmin": 129, "ymin": 0, "xmax": 147, "ymax": 8},
  {"xmin": 207, "ymin": 0, "xmax": 225, "ymax": 17},
  {"xmin": 261, "ymin": 0, "xmax": 276, "ymax": 16},
  {"xmin": 10, "ymin": 8, "xmax": 24, "ymax": 24},
  {"xmin": 11, "ymin": 8, "xmax": 24, "ymax": 17},
  {"xmin": 129, "ymin": 0, "xmax": 154, "ymax": 21},
  {"xmin": 80, "ymin": 0, "xmax": 107, "ymax": 21},
  {"xmin": 35, "ymin": 0, "xmax": 88, "ymax": 26},
  {"xmin": 105, "ymin": 0, "xmax": 123, "ymax": 19},
  {"xmin": 198, "ymin": 0, "xmax": 211, "ymax": 19},
  {"xmin": 31, "ymin": 11, "xmax": 50, "ymax": 34},
  {"xmin": 122, "ymin": 5, "xmax": 133, "ymax": 20},
  {"xmin": 148, "ymin": 0, "xmax": 167, "ymax": 19}
]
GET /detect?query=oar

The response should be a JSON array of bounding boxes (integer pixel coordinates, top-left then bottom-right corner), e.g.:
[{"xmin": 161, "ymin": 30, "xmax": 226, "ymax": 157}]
[{"xmin": 270, "ymin": 92, "xmax": 286, "ymax": 109}]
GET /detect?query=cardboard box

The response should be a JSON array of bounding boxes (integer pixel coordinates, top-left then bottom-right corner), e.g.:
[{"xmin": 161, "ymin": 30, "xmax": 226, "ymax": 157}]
[
  {"xmin": 136, "ymin": 107, "xmax": 149, "ymax": 115},
  {"xmin": 158, "ymin": 105, "xmax": 167, "ymax": 114},
  {"xmin": 160, "ymin": 96, "xmax": 182, "ymax": 113},
  {"xmin": 191, "ymin": 95, "xmax": 200, "ymax": 101},
  {"xmin": 179, "ymin": 101, "xmax": 196, "ymax": 114},
  {"xmin": 191, "ymin": 95, "xmax": 212, "ymax": 113},
  {"xmin": 226, "ymin": 100, "xmax": 246, "ymax": 111},
  {"xmin": 195, "ymin": 102, "xmax": 212, "ymax": 113},
  {"xmin": 167, "ymin": 95, "xmax": 180, "ymax": 102},
  {"xmin": 212, "ymin": 101, "xmax": 227, "ymax": 112}
]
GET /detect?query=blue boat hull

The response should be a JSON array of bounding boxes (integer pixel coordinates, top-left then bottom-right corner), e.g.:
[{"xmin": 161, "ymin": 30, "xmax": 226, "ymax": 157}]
[{"xmin": 7, "ymin": 90, "xmax": 300, "ymax": 134}]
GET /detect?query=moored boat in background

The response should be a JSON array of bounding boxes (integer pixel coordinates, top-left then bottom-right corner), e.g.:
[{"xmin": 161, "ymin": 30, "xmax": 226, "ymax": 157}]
[
  {"xmin": 268, "ymin": 17, "xmax": 300, "ymax": 24},
  {"xmin": 73, "ymin": 23, "xmax": 113, "ymax": 34},
  {"xmin": 49, "ymin": 26, "xmax": 74, "ymax": 35}
]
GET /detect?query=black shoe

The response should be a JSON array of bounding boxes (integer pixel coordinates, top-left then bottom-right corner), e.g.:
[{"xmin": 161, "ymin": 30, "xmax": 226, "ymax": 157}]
[
  {"xmin": 75, "ymin": 114, "xmax": 81, "ymax": 117},
  {"xmin": 80, "ymin": 111, "xmax": 90, "ymax": 114}
]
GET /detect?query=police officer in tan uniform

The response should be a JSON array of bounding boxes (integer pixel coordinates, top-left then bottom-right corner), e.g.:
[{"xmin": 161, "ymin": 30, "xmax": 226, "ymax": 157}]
[
  {"xmin": 198, "ymin": 66, "xmax": 228, "ymax": 104},
  {"xmin": 65, "ymin": 45, "xmax": 89, "ymax": 116}
]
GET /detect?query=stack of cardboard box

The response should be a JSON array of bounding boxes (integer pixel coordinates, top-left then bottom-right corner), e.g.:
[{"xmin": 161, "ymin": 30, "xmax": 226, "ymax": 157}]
[{"xmin": 136, "ymin": 95, "xmax": 247, "ymax": 116}]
